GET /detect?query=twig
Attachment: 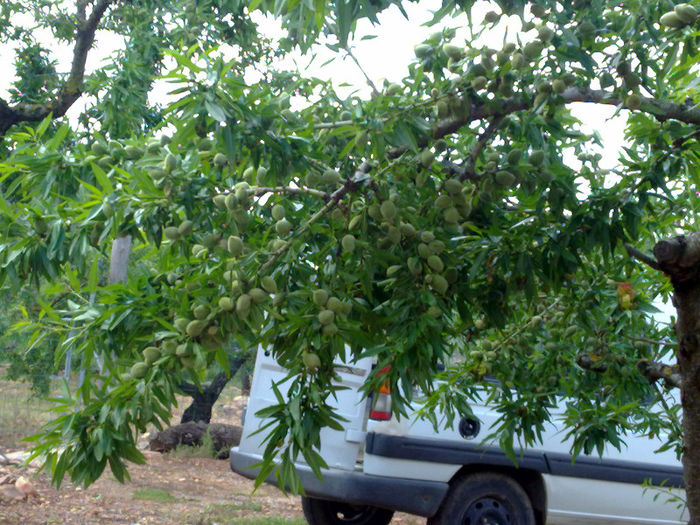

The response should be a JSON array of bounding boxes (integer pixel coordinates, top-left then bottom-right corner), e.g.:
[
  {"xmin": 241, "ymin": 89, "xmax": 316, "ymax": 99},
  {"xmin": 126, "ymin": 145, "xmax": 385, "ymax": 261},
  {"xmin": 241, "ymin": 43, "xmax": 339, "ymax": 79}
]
[
  {"xmin": 345, "ymin": 47, "xmax": 380, "ymax": 97},
  {"xmin": 259, "ymin": 162, "xmax": 372, "ymax": 272},
  {"xmin": 624, "ymin": 243, "xmax": 662, "ymax": 271},
  {"xmin": 460, "ymin": 115, "xmax": 505, "ymax": 181}
]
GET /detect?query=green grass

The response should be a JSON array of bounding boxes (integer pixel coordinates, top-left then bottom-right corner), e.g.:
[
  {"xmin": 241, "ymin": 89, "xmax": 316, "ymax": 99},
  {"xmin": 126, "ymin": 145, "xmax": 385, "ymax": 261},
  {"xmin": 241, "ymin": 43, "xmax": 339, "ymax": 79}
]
[
  {"xmin": 168, "ymin": 429, "xmax": 218, "ymax": 459},
  {"xmin": 132, "ymin": 487, "xmax": 178, "ymax": 503}
]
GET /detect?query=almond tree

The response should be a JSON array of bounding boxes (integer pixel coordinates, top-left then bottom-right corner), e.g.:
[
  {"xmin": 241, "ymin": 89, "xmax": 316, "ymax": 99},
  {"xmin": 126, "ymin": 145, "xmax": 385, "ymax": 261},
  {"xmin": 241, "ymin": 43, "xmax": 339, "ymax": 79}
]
[{"xmin": 1, "ymin": 0, "xmax": 699, "ymax": 521}]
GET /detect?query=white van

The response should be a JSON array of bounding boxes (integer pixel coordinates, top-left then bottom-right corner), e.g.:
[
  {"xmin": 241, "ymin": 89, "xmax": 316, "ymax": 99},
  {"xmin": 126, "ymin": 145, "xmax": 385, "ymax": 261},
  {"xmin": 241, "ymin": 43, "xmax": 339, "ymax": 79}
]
[{"xmin": 230, "ymin": 346, "xmax": 687, "ymax": 524}]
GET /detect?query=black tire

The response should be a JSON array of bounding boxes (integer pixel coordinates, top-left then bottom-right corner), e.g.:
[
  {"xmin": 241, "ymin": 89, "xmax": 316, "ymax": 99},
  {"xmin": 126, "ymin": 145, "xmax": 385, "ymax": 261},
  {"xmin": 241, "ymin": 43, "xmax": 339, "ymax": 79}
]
[
  {"xmin": 428, "ymin": 472, "xmax": 536, "ymax": 525},
  {"xmin": 301, "ymin": 496, "xmax": 395, "ymax": 525}
]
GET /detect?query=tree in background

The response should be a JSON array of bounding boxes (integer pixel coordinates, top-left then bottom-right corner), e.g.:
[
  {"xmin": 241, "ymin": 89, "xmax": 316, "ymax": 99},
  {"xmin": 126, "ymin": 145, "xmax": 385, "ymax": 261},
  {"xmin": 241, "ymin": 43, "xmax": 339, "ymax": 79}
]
[{"xmin": 1, "ymin": 0, "xmax": 699, "ymax": 520}]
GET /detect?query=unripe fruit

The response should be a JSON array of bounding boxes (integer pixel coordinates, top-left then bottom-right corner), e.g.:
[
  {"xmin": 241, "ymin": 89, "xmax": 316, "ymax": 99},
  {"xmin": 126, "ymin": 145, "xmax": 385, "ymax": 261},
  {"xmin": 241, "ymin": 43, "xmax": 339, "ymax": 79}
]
[
  {"xmin": 537, "ymin": 25, "xmax": 554, "ymax": 42},
  {"xmin": 178, "ymin": 220, "xmax": 194, "ymax": 236},
  {"xmin": 313, "ymin": 289, "xmax": 329, "ymax": 307},
  {"xmin": 225, "ymin": 194, "xmax": 238, "ymax": 211},
  {"xmin": 429, "ymin": 240, "xmax": 445, "ymax": 254},
  {"xmin": 471, "ymin": 76, "xmax": 488, "ymax": 91},
  {"xmin": 484, "ymin": 10, "xmax": 500, "ymax": 24},
  {"xmin": 271, "ymin": 204, "xmax": 285, "ymax": 221},
  {"xmin": 385, "ymin": 83, "xmax": 402, "ymax": 96},
  {"xmin": 243, "ymin": 166, "xmax": 255, "ymax": 181},
  {"xmin": 261, "ymin": 276, "xmax": 277, "ymax": 294},
  {"xmin": 420, "ymin": 230, "xmax": 435, "ymax": 243},
  {"xmin": 322, "ymin": 169, "xmax": 341, "ymax": 185},
  {"xmin": 228, "ymin": 235, "xmax": 243, "ymax": 256},
  {"xmin": 275, "ymin": 219, "xmax": 292, "ymax": 236},
  {"xmin": 380, "ymin": 200, "xmax": 397, "ymax": 220},
  {"xmin": 444, "ymin": 178, "xmax": 463, "ymax": 194},
  {"xmin": 418, "ymin": 243, "xmax": 431, "ymax": 258},
  {"xmin": 326, "ymin": 297, "xmax": 344, "ymax": 314},
  {"xmin": 124, "ymin": 146, "xmax": 143, "ymax": 160},
  {"xmin": 419, "ymin": 149, "xmax": 435, "ymax": 168},
  {"xmin": 342, "ymin": 234, "xmax": 356, "ymax": 253},
  {"xmin": 219, "ymin": 297, "xmax": 234, "ymax": 311},
  {"xmin": 427, "ymin": 255, "xmax": 445, "ymax": 273},
  {"xmin": 435, "ymin": 195, "xmax": 452, "ymax": 209},
  {"xmin": 506, "ymin": 148, "xmax": 522, "ymax": 165},
  {"xmin": 193, "ymin": 304, "xmax": 210, "ymax": 320},
  {"xmin": 131, "ymin": 362, "xmax": 148, "ymax": 379},
  {"xmin": 496, "ymin": 170, "xmax": 516, "ymax": 187},
  {"xmin": 186, "ymin": 320, "xmax": 206, "ymax": 337},
  {"xmin": 164, "ymin": 226, "xmax": 180, "ymax": 241},
  {"xmin": 322, "ymin": 323, "xmax": 339, "ymax": 337},
  {"xmin": 675, "ymin": 4, "xmax": 698, "ymax": 24},
  {"xmin": 529, "ymin": 150, "xmax": 545, "ymax": 166},
  {"xmin": 400, "ymin": 222, "xmax": 417, "ymax": 237},
  {"xmin": 174, "ymin": 318, "xmax": 189, "ymax": 332},
  {"xmin": 626, "ymin": 94, "xmax": 642, "ymax": 110},
  {"xmin": 427, "ymin": 306, "xmax": 441, "ymax": 318},
  {"xmin": 91, "ymin": 142, "xmax": 108, "ymax": 156},
  {"xmin": 386, "ymin": 265, "xmax": 402, "ymax": 277},
  {"xmin": 318, "ymin": 309, "xmax": 335, "ymax": 325},
  {"xmin": 511, "ymin": 53, "xmax": 526, "ymax": 69},
  {"xmin": 249, "ymin": 288, "xmax": 268, "ymax": 304},
  {"xmin": 414, "ymin": 44, "xmax": 432, "ymax": 58},
  {"xmin": 552, "ymin": 79, "xmax": 566, "ymax": 94},
  {"xmin": 531, "ymin": 4, "xmax": 546, "ymax": 17},
  {"xmin": 302, "ymin": 351, "xmax": 321, "ymax": 371},
  {"xmin": 213, "ymin": 194, "xmax": 227, "ymax": 209},
  {"xmin": 442, "ymin": 44, "xmax": 463, "ymax": 60},
  {"xmin": 660, "ymin": 11, "xmax": 685, "ymax": 28},
  {"xmin": 165, "ymin": 153, "xmax": 178, "ymax": 172},
  {"xmin": 436, "ymin": 100, "xmax": 449, "ymax": 118},
  {"xmin": 430, "ymin": 274, "xmax": 449, "ymax": 295},
  {"xmin": 577, "ymin": 20, "xmax": 596, "ymax": 39},
  {"xmin": 162, "ymin": 340, "xmax": 178, "ymax": 355},
  {"xmin": 305, "ymin": 171, "xmax": 321, "ymax": 187},
  {"xmin": 443, "ymin": 207, "xmax": 460, "ymax": 224},
  {"xmin": 143, "ymin": 346, "xmax": 160, "ymax": 364},
  {"xmin": 236, "ymin": 294, "xmax": 251, "ymax": 316},
  {"xmin": 214, "ymin": 153, "xmax": 227, "ymax": 166},
  {"xmin": 523, "ymin": 41, "xmax": 544, "ymax": 60}
]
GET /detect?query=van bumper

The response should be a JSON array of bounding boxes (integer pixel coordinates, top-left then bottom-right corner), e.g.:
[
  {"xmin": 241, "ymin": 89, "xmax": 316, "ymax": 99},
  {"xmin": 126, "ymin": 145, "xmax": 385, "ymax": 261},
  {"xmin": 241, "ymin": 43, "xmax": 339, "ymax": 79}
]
[{"xmin": 230, "ymin": 447, "xmax": 448, "ymax": 517}]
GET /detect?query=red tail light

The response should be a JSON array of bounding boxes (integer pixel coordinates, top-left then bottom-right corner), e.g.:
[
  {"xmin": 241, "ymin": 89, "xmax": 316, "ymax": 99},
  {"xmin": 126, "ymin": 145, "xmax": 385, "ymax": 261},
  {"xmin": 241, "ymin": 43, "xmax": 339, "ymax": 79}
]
[{"xmin": 370, "ymin": 365, "xmax": 392, "ymax": 421}]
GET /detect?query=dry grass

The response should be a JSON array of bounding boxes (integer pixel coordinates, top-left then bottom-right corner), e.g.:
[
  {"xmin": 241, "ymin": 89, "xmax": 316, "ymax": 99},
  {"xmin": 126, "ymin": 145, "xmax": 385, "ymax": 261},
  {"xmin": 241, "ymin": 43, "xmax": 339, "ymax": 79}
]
[{"xmin": 0, "ymin": 371, "xmax": 55, "ymax": 450}]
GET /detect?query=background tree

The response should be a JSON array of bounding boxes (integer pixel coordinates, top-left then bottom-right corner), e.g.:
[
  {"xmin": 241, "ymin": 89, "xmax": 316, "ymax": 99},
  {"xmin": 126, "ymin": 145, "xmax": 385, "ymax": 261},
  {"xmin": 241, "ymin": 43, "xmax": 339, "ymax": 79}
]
[{"xmin": 1, "ymin": 0, "xmax": 699, "ymax": 521}]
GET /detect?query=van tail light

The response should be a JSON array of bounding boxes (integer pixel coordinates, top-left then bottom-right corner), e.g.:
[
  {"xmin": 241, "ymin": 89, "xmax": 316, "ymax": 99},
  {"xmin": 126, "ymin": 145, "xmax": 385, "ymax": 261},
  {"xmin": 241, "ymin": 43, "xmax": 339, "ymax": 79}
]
[{"xmin": 369, "ymin": 365, "xmax": 392, "ymax": 421}]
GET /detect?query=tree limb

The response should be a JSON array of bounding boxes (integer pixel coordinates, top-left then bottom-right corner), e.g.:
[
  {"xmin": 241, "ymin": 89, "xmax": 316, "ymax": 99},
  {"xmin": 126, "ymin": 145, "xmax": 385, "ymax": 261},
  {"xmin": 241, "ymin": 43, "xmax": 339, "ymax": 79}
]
[
  {"xmin": 624, "ymin": 243, "xmax": 662, "ymax": 271},
  {"xmin": 460, "ymin": 115, "xmax": 505, "ymax": 181},
  {"xmin": 432, "ymin": 87, "xmax": 700, "ymax": 143},
  {"xmin": 0, "ymin": 0, "xmax": 115, "ymax": 136},
  {"xmin": 637, "ymin": 359, "xmax": 681, "ymax": 389}
]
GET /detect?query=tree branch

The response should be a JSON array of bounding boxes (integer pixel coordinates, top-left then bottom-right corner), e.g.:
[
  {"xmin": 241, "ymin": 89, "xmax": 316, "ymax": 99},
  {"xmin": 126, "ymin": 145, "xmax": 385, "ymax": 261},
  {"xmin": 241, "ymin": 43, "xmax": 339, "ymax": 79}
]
[
  {"xmin": 625, "ymin": 243, "xmax": 662, "ymax": 271},
  {"xmin": 0, "ymin": 0, "xmax": 114, "ymax": 136},
  {"xmin": 637, "ymin": 359, "xmax": 681, "ymax": 389},
  {"xmin": 577, "ymin": 353, "xmax": 681, "ymax": 389},
  {"xmin": 432, "ymin": 87, "xmax": 700, "ymax": 144},
  {"xmin": 461, "ymin": 115, "xmax": 505, "ymax": 181}
]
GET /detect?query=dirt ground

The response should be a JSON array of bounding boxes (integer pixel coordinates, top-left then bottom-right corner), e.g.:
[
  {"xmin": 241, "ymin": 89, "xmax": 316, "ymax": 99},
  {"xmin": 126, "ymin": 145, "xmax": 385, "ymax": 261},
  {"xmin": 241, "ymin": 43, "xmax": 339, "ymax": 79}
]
[
  {"xmin": 0, "ymin": 452, "xmax": 425, "ymax": 525},
  {"xmin": 0, "ymin": 377, "xmax": 425, "ymax": 525}
]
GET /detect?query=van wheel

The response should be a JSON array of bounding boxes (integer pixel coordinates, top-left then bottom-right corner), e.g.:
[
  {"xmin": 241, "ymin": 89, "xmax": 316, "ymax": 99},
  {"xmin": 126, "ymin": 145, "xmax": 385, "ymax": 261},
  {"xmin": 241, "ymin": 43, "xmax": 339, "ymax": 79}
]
[
  {"xmin": 428, "ymin": 472, "xmax": 535, "ymax": 525},
  {"xmin": 301, "ymin": 496, "xmax": 394, "ymax": 525}
]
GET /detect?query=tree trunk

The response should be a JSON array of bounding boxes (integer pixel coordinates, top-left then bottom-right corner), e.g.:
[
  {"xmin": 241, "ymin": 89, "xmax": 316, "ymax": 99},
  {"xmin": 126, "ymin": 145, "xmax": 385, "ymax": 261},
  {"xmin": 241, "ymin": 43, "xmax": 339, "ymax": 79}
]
[
  {"xmin": 179, "ymin": 355, "xmax": 246, "ymax": 424},
  {"xmin": 653, "ymin": 233, "xmax": 700, "ymax": 524}
]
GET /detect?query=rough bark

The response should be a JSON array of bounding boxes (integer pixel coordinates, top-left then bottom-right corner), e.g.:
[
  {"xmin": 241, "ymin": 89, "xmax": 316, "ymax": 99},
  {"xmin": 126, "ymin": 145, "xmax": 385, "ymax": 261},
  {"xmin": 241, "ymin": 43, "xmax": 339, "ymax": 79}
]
[
  {"xmin": 652, "ymin": 232, "xmax": 700, "ymax": 524},
  {"xmin": 179, "ymin": 354, "xmax": 246, "ymax": 424}
]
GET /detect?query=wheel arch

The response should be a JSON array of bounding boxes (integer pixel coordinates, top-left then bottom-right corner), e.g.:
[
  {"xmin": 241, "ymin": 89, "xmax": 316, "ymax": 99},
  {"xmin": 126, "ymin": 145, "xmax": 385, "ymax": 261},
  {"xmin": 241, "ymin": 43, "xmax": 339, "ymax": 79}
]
[{"xmin": 450, "ymin": 464, "xmax": 547, "ymax": 525}]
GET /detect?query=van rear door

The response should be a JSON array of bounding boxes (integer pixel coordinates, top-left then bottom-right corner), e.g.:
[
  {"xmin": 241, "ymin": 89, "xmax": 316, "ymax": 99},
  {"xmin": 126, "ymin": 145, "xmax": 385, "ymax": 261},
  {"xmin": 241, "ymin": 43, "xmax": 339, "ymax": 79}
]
[{"xmin": 237, "ymin": 345, "xmax": 373, "ymax": 471}]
